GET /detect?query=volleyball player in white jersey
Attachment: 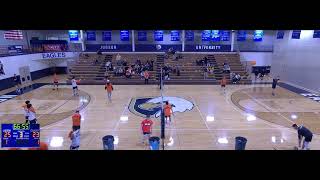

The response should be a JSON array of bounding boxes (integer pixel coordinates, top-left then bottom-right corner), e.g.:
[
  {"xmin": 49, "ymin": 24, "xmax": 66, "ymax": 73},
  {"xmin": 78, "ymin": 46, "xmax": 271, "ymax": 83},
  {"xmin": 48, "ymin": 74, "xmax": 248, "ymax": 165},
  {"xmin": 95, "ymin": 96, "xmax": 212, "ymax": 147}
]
[
  {"xmin": 22, "ymin": 100, "xmax": 30, "ymax": 123},
  {"xmin": 71, "ymin": 76, "xmax": 79, "ymax": 96},
  {"xmin": 27, "ymin": 104, "xmax": 37, "ymax": 124}
]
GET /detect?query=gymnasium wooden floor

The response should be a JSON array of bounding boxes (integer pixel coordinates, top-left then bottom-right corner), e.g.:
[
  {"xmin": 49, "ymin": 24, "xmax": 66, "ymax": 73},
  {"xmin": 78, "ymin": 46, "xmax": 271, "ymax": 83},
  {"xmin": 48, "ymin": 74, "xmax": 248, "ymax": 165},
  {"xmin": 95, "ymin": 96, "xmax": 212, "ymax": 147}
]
[{"xmin": 1, "ymin": 75, "xmax": 320, "ymax": 150}]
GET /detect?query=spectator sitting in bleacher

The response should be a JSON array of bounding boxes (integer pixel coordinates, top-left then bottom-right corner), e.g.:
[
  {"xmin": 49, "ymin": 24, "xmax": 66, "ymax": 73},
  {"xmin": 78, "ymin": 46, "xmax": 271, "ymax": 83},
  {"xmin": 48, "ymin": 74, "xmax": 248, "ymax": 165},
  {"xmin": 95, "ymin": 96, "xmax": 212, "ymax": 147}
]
[
  {"xmin": 150, "ymin": 60, "xmax": 154, "ymax": 70},
  {"xmin": 254, "ymin": 69, "xmax": 259, "ymax": 80},
  {"xmin": 259, "ymin": 69, "xmax": 265, "ymax": 80},
  {"xmin": 231, "ymin": 72, "xmax": 241, "ymax": 84},
  {"xmin": 114, "ymin": 66, "xmax": 124, "ymax": 76},
  {"xmin": 172, "ymin": 65, "xmax": 176, "ymax": 74},
  {"xmin": 104, "ymin": 76, "xmax": 110, "ymax": 83},
  {"xmin": 174, "ymin": 51, "xmax": 182, "ymax": 60},
  {"xmin": 204, "ymin": 57, "xmax": 208, "ymax": 66},
  {"xmin": 109, "ymin": 63, "xmax": 113, "ymax": 71},
  {"xmin": 134, "ymin": 64, "xmax": 140, "ymax": 73},
  {"xmin": 164, "ymin": 71, "xmax": 170, "ymax": 80},
  {"xmin": 223, "ymin": 62, "xmax": 231, "ymax": 73},
  {"xmin": 125, "ymin": 68, "xmax": 132, "ymax": 79},
  {"xmin": 163, "ymin": 64, "xmax": 169, "ymax": 72},
  {"xmin": 105, "ymin": 60, "xmax": 111, "ymax": 71},
  {"xmin": 82, "ymin": 53, "xmax": 89, "ymax": 58},
  {"xmin": 196, "ymin": 59, "xmax": 201, "ymax": 66},
  {"xmin": 116, "ymin": 53, "xmax": 121, "ymax": 61},
  {"xmin": 116, "ymin": 59, "xmax": 122, "ymax": 66},
  {"xmin": 208, "ymin": 66, "xmax": 214, "ymax": 74},
  {"xmin": 140, "ymin": 70, "xmax": 145, "ymax": 80},
  {"xmin": 136, "ymin": 58, "xmax": 141, "ymax": 66},
  {"xmin": 165, "ymin": 65, "xmax": 172, "ymax": 80},
  {"xmin": 204, "ymin": 67, "xmax": 208, "ymax": 79},
  {"xmin": 122, "ymin": 59, "xmax": 128, "ymax": 66},
  {"xmin": 231, "ymin": 72, "xmax": 236, "ymax": 84},
  {"xmin": 235, "ymin": 73, "xmax": 241, "ymax": 83},
  {"xmin": 168, "ymin": 47, "xmax": 176, "ymax": 55}
]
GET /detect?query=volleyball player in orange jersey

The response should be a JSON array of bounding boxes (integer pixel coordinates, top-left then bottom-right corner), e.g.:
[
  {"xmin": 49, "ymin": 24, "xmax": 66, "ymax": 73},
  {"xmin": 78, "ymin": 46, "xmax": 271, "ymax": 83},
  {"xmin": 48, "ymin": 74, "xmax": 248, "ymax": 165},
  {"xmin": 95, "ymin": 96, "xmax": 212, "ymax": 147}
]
[
  {"xmin": 52, "ymin": 73, "xmax": 59, "ymax": 90},
  {"xmin": 105, "ymin": 81, "xmax": 114, "ymax": 102},
  {"xmin": 220, "ymin": 76, "xmax": 227, "ymax": 94},
  {"xmin": 164, "ymin": 101, "xmax": 175, "ymax": 125}
]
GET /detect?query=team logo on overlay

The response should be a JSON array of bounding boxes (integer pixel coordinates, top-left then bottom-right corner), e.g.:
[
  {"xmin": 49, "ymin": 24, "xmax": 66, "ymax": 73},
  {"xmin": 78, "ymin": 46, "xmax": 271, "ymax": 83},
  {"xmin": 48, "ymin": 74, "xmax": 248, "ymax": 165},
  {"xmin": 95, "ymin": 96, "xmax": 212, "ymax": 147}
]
[{"xmin": 129, "ymin": 96, "xmax": 194, "ymax": 118}]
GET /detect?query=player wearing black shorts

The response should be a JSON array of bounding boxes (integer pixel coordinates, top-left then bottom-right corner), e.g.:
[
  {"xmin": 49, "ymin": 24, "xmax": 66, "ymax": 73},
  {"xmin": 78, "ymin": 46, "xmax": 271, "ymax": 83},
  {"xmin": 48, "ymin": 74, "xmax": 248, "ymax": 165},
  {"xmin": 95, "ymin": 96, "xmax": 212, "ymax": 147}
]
[
  {"xmin": 272, "ymin": 76, "xmax": 280, "ymax": 96},
  {"xmin": 13, "ymin": 74, "xmax": 21, "ymax": 94},
  {"xmin": 292, "ymin": 124, "xmax": 313, "ymax": 150}
]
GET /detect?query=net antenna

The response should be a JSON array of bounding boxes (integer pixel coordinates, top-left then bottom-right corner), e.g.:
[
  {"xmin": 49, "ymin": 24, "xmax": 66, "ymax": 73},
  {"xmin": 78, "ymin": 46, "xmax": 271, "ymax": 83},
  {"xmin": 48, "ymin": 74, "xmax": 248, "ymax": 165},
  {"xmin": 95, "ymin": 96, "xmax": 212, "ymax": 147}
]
[{"xmin": 160, "ymin": 67, "xmax": 165, "ymax": 150}]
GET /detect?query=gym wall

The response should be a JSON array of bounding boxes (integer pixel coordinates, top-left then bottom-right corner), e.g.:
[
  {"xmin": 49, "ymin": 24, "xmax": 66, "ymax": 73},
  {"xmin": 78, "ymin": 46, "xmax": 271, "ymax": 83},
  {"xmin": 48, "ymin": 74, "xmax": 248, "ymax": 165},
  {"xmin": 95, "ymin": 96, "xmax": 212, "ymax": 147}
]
[{"xmin": 271, "ymin": 30, "xmax": 320, "ymax": 92}]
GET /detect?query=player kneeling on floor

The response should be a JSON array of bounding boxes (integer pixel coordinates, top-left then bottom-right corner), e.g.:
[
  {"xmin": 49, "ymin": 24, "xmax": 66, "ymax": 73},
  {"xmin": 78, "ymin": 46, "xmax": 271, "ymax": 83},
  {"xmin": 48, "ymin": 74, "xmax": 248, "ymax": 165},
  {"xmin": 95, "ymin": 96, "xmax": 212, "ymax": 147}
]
[
  {"xmin": 292, "ymin": 124, "xmax": 313, "ymax": 150},
  {"xmin": 141, "ymin": 115, "xmax": 153, "ymax": 145}
]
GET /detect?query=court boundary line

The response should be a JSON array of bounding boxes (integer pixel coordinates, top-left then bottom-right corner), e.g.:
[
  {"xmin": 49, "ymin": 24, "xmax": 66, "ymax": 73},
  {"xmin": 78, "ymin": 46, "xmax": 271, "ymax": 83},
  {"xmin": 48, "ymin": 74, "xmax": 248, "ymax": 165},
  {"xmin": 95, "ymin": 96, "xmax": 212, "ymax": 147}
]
[
  {"xmin": 112, "ymin": 97, "xmax": 132, "ymax": 134},
  {"xmin": 225, "ymin": 84, "xmax": 284, "ymax": 129},
  {"xmin": 40, "ymin": 89, "xmax": 91, "ymax": 130},
  {"xmin": 242, "ymin": 91, "xmax": 295, "ymax": 125},
  {"xmin": 239, "ymin": 87, "xmax": 318, "ymax": 136},
  {"xmin": 189, "ymin": 95, "xmax": 218, "ymax": 146}
]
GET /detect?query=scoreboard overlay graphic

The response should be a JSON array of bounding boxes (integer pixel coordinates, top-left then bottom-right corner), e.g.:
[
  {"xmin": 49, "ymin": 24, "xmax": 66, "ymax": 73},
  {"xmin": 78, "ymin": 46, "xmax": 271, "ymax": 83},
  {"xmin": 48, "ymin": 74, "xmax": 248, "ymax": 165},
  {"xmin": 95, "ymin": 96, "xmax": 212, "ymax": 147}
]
[{"xmin": 1, "ymin": 123, "xmax": 40, "ymax": 148}]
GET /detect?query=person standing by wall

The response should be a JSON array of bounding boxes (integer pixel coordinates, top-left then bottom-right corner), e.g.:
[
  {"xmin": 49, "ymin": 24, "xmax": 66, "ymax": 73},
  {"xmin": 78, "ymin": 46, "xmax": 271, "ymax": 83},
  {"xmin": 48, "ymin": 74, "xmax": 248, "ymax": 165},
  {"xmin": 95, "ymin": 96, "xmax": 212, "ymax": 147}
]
[
  {"xmin": 272, "ymin": 76, "xmax": 280, "ymax": 96},
  {"xmin": 116, "ymin": 53, "xmax": 121, "ymax": 62},
  {"xmin": 13, "ymin": 74, "xmax": 21, "ymax": 94}
]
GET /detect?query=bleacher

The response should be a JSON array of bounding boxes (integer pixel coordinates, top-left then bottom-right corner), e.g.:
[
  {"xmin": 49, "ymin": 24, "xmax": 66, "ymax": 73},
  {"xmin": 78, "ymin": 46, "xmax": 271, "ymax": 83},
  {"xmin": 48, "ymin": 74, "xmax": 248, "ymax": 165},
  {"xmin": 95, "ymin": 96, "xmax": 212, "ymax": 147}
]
[
  {"xmin": 108, "ymin": 54, "xmax": 157, "ymax": 84},
  {"xmin": 67, "ymin": 53, "xmax": 251, "ymax": 85},
  {"xmin": 67, "ymin": 54, "xmax": 108, "ymax": 84},
  {"xmin": 68, "ymin": 53, "xmax": 157, "ymax": 85},
  {"xmin": 213, "ymin": 53, "xmax": 251, "ymax": 84},
  {"xmin": 161, "ymin": 54, "xmax": 217, "ymax": 84}
]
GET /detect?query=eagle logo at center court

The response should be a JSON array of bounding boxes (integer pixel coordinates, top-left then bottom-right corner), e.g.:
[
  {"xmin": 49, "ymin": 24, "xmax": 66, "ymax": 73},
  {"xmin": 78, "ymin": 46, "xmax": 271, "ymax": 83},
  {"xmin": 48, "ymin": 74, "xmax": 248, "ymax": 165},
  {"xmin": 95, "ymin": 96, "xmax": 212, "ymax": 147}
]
[{"xmin": 128, "ymin": 96, "xmax": 194, "ymax": 118}]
